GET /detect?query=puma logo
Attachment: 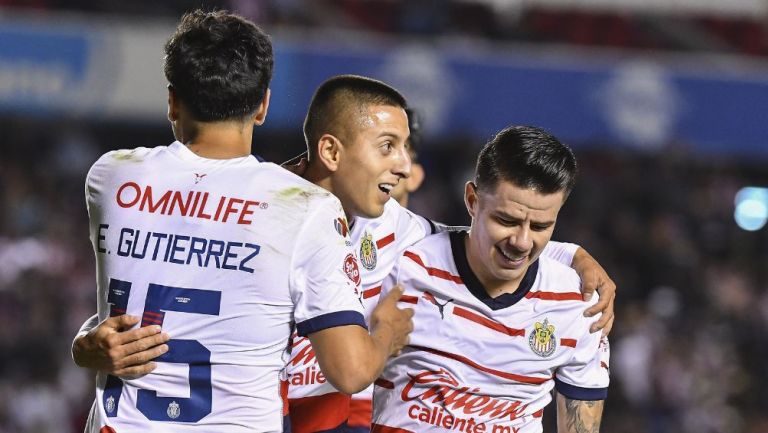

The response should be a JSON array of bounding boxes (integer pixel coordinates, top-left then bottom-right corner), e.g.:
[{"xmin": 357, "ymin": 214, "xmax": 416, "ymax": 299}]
[
  {"xmin": 423, "ymin": 291, "xmax": 454, "ymax": 319},
  {"xmin": 194, "ymin": 173, "xmax": 207, "ymax": 184}
]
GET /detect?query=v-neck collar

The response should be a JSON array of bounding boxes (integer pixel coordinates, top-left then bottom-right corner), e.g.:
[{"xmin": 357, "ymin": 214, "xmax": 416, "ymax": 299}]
[{"xmin": 449, "ymin": 230, "xmax": 539, "ymax": 311}]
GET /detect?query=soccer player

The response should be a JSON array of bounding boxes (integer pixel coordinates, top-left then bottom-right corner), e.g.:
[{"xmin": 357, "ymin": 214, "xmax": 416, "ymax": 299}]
[
  {"xmin": 74, "ymin": 76, "xmax": 616, "ymax": 431},
  {"xmin": 287, "ymin": 78, "xmax": 614, "ymax": 433},
  {"xmin": 371, "ymin": 125, "xmax": 608, "ymax": 433},
  {"xmin": 78, "ymin": 11, "xmax": 412, "ymax": 433}
]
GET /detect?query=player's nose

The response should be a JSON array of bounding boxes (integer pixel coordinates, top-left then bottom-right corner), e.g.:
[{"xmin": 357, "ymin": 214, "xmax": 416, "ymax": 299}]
[
  {"xmin": 507, "ymin": 226, "xmax": 533, "ymax": 252},
  {"xmin": 392, "ymin": 145, "xmax": 412, "ymax": 180}
]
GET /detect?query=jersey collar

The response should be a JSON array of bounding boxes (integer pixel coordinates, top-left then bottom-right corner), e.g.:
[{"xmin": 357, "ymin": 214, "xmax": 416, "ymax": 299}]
[
  {"xmin": 168, "ymin": 141, "xmax": 259, "ymax": 164},
  {"xmin": 450, "ymin": 230, "xmax": 539, "ymax": 311}
]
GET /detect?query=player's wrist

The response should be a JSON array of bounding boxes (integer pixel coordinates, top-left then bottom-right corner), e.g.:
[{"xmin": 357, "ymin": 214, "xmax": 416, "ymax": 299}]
[
  {"xmin": 371, "ymin": 322, "xmax": 397, "ymax": 356},
  {"xmin": 71, "ymin": 333, "xmax": 92, "ymax": 367}
]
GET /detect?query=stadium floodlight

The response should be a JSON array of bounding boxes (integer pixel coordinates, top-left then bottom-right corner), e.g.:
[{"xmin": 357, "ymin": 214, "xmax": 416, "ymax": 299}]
[{"xmin": 734, "ymin": 187, "xmax": 768, "ymax": 231}]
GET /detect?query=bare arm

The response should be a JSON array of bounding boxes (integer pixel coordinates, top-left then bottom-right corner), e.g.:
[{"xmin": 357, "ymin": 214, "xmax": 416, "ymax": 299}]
[
  {"xmin": 72, "ymin": 314, "xmax": 169, "ymax": 378},
  {"xmin": 556, "ymin": 392, "xmax": 604, "ymax": 433},
  {"xmin": 571, "ymin": 248, "xmax": 616, "ymax": 336},
  {"xmin": 309, "ymin": 286, "xmax": 413, "ymax": 394}
]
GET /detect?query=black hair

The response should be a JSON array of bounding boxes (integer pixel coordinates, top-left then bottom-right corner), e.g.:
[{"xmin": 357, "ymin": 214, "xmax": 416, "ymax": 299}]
[
  {"xmin": 164, "ymin": 9, "xmax": 273, "ymax": 122},
  {"xmin": 405, "ymin": 107, "xmax": 421, "ymax": 160},
  {"xmin": 475, "ymin": 125, "xmax": 577, "ymax": 196},
  {"xmin": 303, "ymin": 75, "xmax": 407, "ymax": 158}
]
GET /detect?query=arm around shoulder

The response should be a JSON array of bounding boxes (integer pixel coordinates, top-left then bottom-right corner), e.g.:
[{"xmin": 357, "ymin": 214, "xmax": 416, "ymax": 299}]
[{"xmin": 72, "ymin": 314, "xmax": 169, "ymax": 378}]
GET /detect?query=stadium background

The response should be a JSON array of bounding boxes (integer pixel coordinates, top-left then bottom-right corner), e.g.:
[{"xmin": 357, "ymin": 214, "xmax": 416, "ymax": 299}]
[{"xmin": 1, "ymin": 1, "xmax": 767, "ymax": 432}]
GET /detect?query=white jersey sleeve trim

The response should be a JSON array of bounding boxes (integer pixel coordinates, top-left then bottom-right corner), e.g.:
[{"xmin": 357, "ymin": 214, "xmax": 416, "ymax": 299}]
[{"xmin": 288, "ymin": 194, "xmax": 366, "ymax": 334}]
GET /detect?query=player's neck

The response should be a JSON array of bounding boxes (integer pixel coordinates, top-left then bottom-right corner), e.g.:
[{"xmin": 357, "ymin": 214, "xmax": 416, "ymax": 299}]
[
  {"xmin": 464, "ymin": 234, "xmax": 524, "ymax": 298},
  {"xmin": 177, "ymin": 120, "xmax": 254, "ymax": 159},
  {"xmin": 303, "ymin": 163, "xmax": 355, "ymax": 222}
]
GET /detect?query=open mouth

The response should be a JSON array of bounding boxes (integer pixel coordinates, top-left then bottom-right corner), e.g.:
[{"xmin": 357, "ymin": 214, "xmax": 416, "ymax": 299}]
[
  {"xmin": 378, "ymin": 183, "xmax": 394, "ymax": 195},
  {"xmin": 496, "ymin": 246, "xmax": 527, "ymax": 265}
]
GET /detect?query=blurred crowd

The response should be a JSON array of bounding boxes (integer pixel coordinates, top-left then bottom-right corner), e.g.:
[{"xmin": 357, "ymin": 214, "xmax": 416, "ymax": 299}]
[
  {"xmin": 1, "ymin": 1, "xmax": 768, "ymax": 433},
  {"xmin": 1, "ymin": 0, "xmax": 766, "ymax": 56},
  {"xmin": 1, "ymin": 115, "xmax": 767, "ymax": 433}
]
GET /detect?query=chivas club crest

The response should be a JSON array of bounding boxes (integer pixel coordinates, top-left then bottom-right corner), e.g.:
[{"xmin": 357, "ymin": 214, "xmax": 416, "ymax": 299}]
[
  {"xmin": 105, "ymin": 395, "xmax": 115, "ymax": 414},
  {"xmin": 167, "ymin": 401, "xmax": 180, "ymax": 420},
  {"xmin": 359, "ymin": 232, "xmax": 378, "ymax": 270},
  {"xmin": 528, "ymin": 318, "xmax": 556, "ymax": 357}
]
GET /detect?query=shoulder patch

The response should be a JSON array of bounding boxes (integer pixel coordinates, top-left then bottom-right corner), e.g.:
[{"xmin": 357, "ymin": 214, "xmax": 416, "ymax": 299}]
[{"xmin": 343, "ymin": 254, "xmax": 361, "ymax": 286}]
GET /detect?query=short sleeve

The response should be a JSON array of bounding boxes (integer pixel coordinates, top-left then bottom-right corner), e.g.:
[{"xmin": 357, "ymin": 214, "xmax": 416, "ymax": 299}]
[
  {"xmin": 555, "ymin": 334, "xmax": 610, "ymax": 400},
  {"xmin": 290, "ymin": 198, "xmax": 366, "ymax": 337},
  {"xmin": 390, "ymin": 200, "xmax": 431, "ymax": 251},
  {"xmin": 541, "ymin": 241, "xmax": 580, "ymax": 266}
]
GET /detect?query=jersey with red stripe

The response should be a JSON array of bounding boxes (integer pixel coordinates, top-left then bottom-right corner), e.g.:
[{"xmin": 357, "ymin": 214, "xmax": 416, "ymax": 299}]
[
  {"xmin": 372, "ymin": 230, "xmax": 609, "ymax": 433},
  {"xmin": 287, "ymin": 201, "xmax": 582, "ymax": 432},
  {"xmin": 287, "ymin": 198, "xmax": 432, "ymax": 432},
  {"xmin": 83, "ymin": 142, "xmax": 365, "ymax": 433}
]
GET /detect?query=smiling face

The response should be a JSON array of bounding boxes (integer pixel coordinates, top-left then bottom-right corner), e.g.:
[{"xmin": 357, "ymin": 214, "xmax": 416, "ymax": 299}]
[
  {"xmin": 331, "ymin": 104, "xmax": 411, "ymax": 218},
  {"xmin": 464, "ymin": 180, "xmax": 565, "ymax": 296}
]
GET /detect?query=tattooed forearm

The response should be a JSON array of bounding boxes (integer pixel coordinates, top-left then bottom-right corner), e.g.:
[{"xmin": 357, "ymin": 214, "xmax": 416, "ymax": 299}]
[{"xmin": 556, "ymin": 392, "xmax": 604, "ymax": 433}]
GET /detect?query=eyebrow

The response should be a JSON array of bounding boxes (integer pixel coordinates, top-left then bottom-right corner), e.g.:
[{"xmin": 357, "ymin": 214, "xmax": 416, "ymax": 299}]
[
  {"xmin": 493, "ymin": 211, "xmax": 555, "ymax": 226},
  {"xmin": 375, "ymin": 132, "xmax": 409, "ymax": 144}
]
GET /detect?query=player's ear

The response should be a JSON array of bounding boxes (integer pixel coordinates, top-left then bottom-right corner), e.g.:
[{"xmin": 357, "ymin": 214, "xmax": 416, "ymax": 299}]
[
  {"xmin": 167, "ymin": 84, "xmax": 179, "ymax": 122},
  {"xmin": 252, "ymin": 88, "xmax": 270, "ymax": 126},
  {"xmin": 316, "ymin": 134, "xmax": 342, "ymax": 172},
  {"xmin": 405, "ymin": 163, "xmax": 425, "ymax": 193},
  {"xmin": 464, "ymin": 181, "xmax": 478, "ymax": 219}
]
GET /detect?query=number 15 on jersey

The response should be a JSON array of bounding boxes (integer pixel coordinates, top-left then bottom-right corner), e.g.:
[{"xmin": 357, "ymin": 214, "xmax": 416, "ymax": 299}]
[{"xmin": 103, "ymin": 277, "xmax": 221, "ymax": 423}]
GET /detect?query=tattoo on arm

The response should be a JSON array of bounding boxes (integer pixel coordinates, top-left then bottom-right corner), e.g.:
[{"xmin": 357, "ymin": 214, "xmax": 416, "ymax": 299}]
[{"xmin": 556, "ymin": 392, "xmax": 604, "ymax": 433}]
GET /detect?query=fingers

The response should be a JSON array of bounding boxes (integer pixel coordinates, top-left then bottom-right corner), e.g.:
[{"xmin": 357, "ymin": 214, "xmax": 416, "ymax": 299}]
[
  {"xmin": 103, "ymin": 314, "xmax": 140, "ymax": 331},
  {"xmin": 381, "ymin": 285, "xmax": 405, "ymax": 306},
  {"xmin": 108, "ymin": 330, "xmax": 169, "ymax": 363},
  {"xmin": 596, "ymin": 279, "xmax": 617, "ymax": 297},
  {"xmin": 600, "ymin": 315, "xmax": 615, "ymax": 337},
  {"xmin": 583, "ymin": 290, "xmax": 611, "ymax": 318},
  {"xmin": 584, "ymin": 277, "xmax": 616, "ymax": 317},
  {"xmin": 110, "ymin": 325, "xmax": 164, "ymax": 347},
  {"xmin": 117, "ymin": 342, "xmax": 170, "ymax": 370},
  {"xmin": 113, "ymin": 362, "xmax": 159, "ymax": 379},
  {"xmin": 580, "ymin": 279, "xmax": 596, "ymax": 302},
  {"xmin": 590, "ymin": 310, "xmax": 615, "ymax": 334},
  {"xmin": 122, "ymin": 332, "xmax": 170, "ymax": 358}
]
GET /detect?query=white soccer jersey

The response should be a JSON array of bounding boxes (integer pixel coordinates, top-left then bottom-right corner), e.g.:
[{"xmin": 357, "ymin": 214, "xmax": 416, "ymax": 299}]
[
  {"xmin": 372, "ymin": 231, "xmax": 609, "ymax": 433},
  {"xmin": 286, "ymin": 200, "xmax": 582, "ymax": 431},
  {"xmin": 287, "ymin": 199, "xmax": 432, "ymax": 431},
  {"xmin": 83, "ymin": 142, "xmax": 365, "ymax": 433}
]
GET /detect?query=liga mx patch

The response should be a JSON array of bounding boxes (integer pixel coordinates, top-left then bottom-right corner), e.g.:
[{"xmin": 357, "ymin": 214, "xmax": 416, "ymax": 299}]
[
  {"xmin": 334, "ymin": 217, "xmax": 349, "ymax": 237},
  {"xmin": 359, "ymin": 232, "xmax": 377, "ymax": 270},
  {"xmin": 343, "ymin": 254, "xmax": 361, "ymax": 286},
  {"xmin": 528, "ymin": 318, "xmax": 556, "ymax": 357}
]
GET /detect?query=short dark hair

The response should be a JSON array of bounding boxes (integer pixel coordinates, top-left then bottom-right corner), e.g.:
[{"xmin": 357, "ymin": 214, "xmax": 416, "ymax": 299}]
[
  {"xmin": 475, "ymin": 126, "xmax": 577, "ymax": 196},
  {"xmin": 164, "ymin": 9, "xmax": 273, "ymax": 122},
  {"xmin": 405, "ymin": 107, "xmax": 421, "ymax": 160},
  {"xmin": 303, "ymin": 75, "xmax": 407, "ymax": 158}
]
